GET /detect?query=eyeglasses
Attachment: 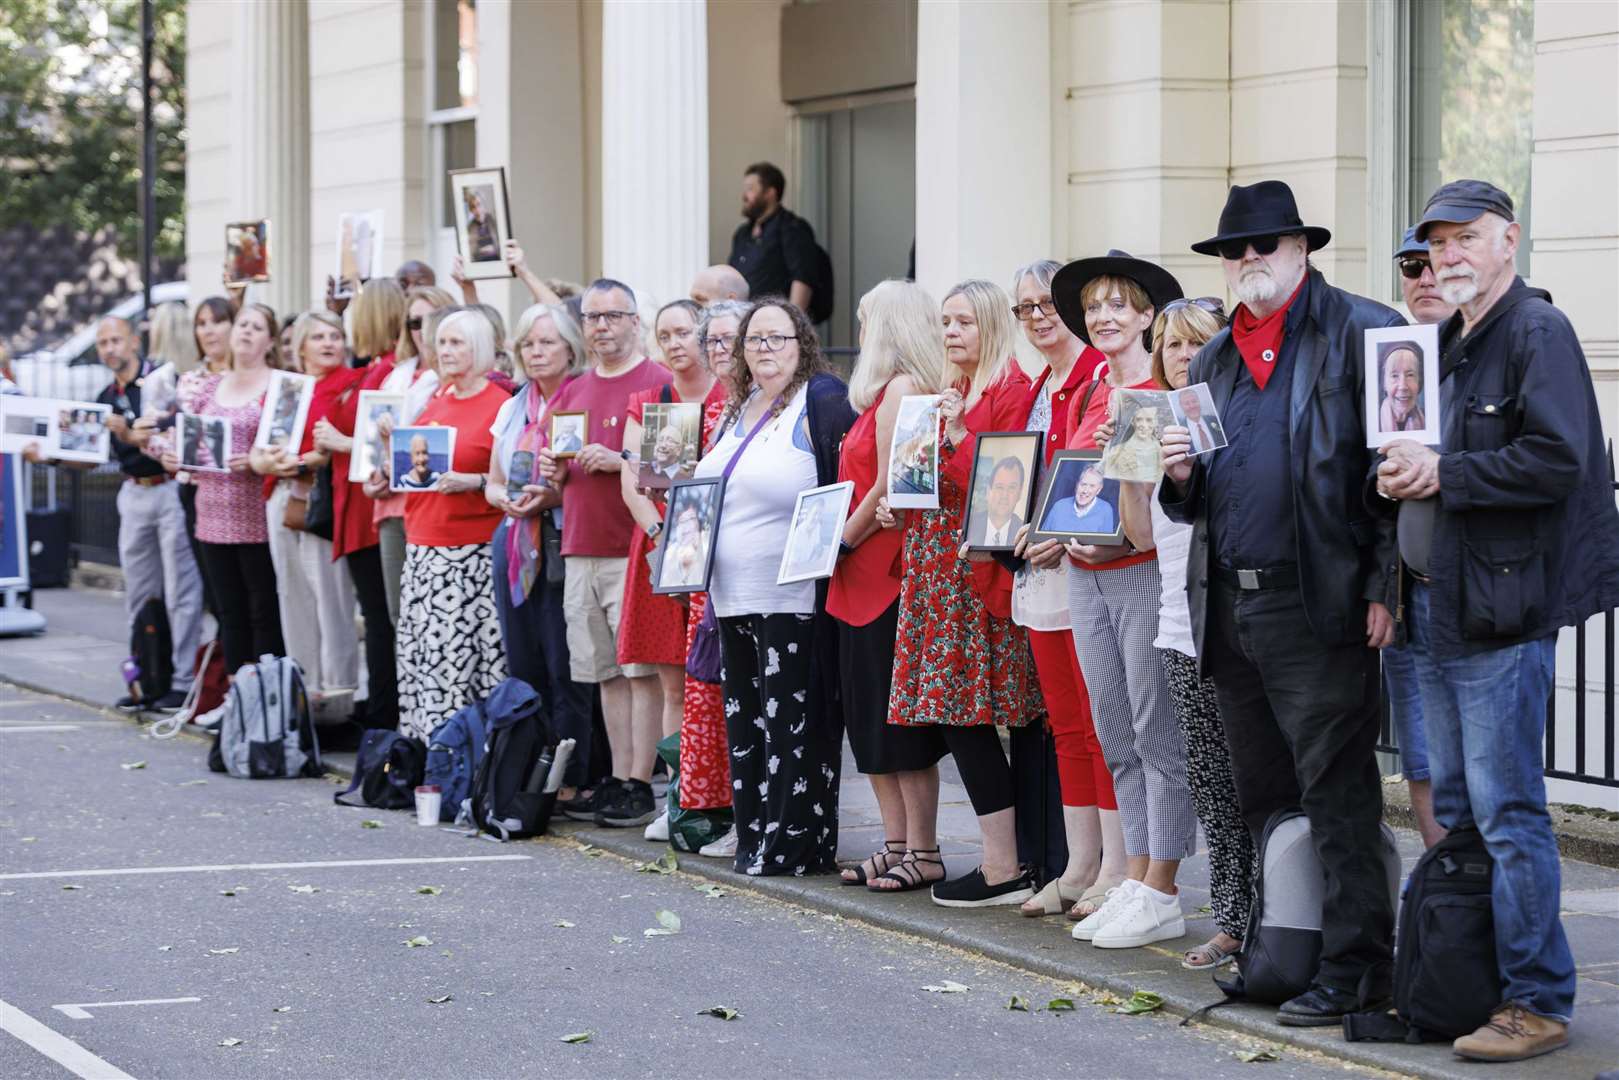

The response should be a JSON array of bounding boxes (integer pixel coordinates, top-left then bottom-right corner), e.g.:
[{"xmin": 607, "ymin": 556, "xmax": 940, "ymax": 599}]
[
  {"xmin": 406, "ymin": 317, "xmax": 423, "ymax": 331},
  {"xmin": 743, "ymin": 333, "xmax": 798, "ymax": 352},
  {"xmin": 1011, "ymin": 299, "xmax": 1058, "ymax": 321},
  {"xmin": 1162, "ymin": 296, "xmax": 1227, "ymax": 319},
  {"xmin": 582, "ymin": 310, "xmax": 635, "ymax": 326},
  {"xmin": 1398, "ymin": 257, "xmax": 1431, "ymax": 281},
  {"xmin": 1215, "ymin": 233, "xmax": 1297, "ymax": 261},
  {"xmin": 701, "ymin": 333, "xmax": 738, "ymax": 353}
]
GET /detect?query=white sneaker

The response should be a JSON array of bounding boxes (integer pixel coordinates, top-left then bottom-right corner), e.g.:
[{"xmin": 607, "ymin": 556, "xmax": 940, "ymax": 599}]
[
  {"xmin": 698, "ymin": 826, "xmax": 737, "ymax": 858},
  {"xmin": 1091, "ymin": 886, "xmax": 1185, "ymax": 949},
  {"xmin": 643, "ymin": 808, "xmax": 670, "ymax": 842},
  {"xmin": 1071, "ymin": 879, "xmax": 1142, "ymax": 941},
  {"xmin": 191, "ymin": 702, "xmax": 228, "ymax": 733}
]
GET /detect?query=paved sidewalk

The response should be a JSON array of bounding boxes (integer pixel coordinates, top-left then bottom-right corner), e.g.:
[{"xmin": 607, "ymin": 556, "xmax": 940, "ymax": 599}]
[{"xmin": 5, "ymin": 585, "xmax": 1618, "ymax": 1079}]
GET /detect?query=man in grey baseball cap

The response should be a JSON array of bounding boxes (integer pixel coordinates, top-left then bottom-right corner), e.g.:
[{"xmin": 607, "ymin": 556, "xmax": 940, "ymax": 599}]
[{"xmin": 1375, "ymin": 179, "xmax": 1619, "ymax": 1062}]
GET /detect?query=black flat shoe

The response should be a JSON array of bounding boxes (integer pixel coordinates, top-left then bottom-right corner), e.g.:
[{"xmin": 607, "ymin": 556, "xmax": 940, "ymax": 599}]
[
  {"xmin": 1276, "ymin": 984, "xmax": 1390, "ymax": 1027},
  {"xmin": 930, "ymin": 866, "xmax": 1035, "ymax": 908}
]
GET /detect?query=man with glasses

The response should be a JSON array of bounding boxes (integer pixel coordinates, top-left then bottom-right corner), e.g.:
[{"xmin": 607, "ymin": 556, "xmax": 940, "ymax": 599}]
[
  {"xmin": 539, "ymin": 278, "xmax": 673, "ymax": 831},
  {"xmin": 1160, "ymin": 179, "xmax": 1405, "ymax": 1027}
]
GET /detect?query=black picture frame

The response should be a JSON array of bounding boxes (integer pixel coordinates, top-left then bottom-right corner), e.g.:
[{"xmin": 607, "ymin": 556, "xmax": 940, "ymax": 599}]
[
  {"xmin": 1029, "ymin": 448, "xmax": 1125, "ymax": 545},
  {"xmin": 959, "ymin": 430, "xmax": 1041, "ymax": 552},
  {"xmin": 652, "ymin": 475, "xmax": 725, "ymax": 595}
]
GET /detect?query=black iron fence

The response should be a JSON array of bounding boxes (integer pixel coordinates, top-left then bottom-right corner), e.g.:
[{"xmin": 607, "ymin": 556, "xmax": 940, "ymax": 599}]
[{"xmin": 28, "ymin": 461, "xmax": 122, "ymax": 568}]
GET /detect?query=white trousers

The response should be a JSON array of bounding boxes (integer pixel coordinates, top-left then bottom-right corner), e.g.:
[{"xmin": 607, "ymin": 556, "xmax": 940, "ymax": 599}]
[{"xmin": 265, "ymin": 480, "xmax": 359, "ymax": 695}]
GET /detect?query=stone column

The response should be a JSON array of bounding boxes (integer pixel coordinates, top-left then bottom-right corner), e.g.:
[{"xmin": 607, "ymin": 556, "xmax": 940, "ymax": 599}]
[
  {"xmin": 229, "ymin": 0, "xmax": 309, "ymax": 316},
  {"xmin": 600, "ymin": 0, "xmax": 709, "ymax": 310}
]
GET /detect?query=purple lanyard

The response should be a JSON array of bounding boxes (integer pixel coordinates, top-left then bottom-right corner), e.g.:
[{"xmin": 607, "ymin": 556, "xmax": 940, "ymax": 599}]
[{"xmin": 720, "ymin": 394, "xmax": 784, "ymax": 481}]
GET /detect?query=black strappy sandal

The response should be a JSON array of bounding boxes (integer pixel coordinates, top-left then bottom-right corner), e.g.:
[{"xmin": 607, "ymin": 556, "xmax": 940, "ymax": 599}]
[
  {"xmin": 869, "ymin": 848, "xmax": 945, "ymax": 893},
  {"xmin": 841, "ymin": 840, "xmax": 905, "ymax": 886}
]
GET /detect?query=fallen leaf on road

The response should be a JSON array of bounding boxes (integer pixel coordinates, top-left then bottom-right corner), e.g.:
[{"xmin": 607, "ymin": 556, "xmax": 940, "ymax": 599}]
[
  {"xmin": 635, "ymin": 851, "xmax": 678, "ymax": 874},
  {"xmin": 428, "ymin": 994, "xmax": 453, "ymax": 1005},
  {"xmin": 921, "ymin": 980, "xmax": 970, "ymax": 994},
  {"xmin": 200, "ymin": 811, "xmax": 224, "ymax": 819},
  {"xmin": 440, "ymin": 950, "xmax": 452, "ymax": 957},
  {"xmin": 1114, "ymin": 990, "xmax": 1163, "ymax": 1015},
  {"xmin": 416, "ymin": 885, "xmax": 442, "ymax": 895},
  {"xmin": 1044, "ymin": 997, "xmax": 1076, "ymax": 1012},
  {"xmin": 157, "ymin": 945, "xmax": 172, "ymax": 952},
  {"xmin": 403, "ymin": 936, "xmax": 433, "ymax": 948},
  {"xmin": 693, "ymin": 883, "xmax": 726, "ymax": 898},
  {"xmin": 578, "ymin": 843, "xmax": 603, "ymax": 858},
  {"xmin": 272, "ymin": 1006, "xmax": 291, "ymax": 1013},
  {"xmin": 218, "ymin": 888, "xmax": 240, "ymax": 896},
  {"xmin": 1007, "ymin": 995, "xmax": 1029, "ymax": 1012},
  {"xmin": 641, "ymin": 909, "xmax": 682, "ymax": 937},
  {"xmin": 697, "ymin": 1006, "xmax": 739, "ymax": 1020},
  {"xmin": 610, "ymin": 935, "xmax": 629, "ymax": 944},
  {"xmin": 218, "ymin": 1038, "xmax": 243, "ymax": 1047},
  {"xmin": 559, "ymin": 1031, "xmax": 592, "ymax": 1044},
  {"xmin": 179, "ymin": 779, "xmax": 208, "ymax": 787},
  {"xmin": 288, "ymin": 884, "xmax": 318, "ymax": 894},
  {"xmin": 1235, "ymin": 1049, "xmax": 1279, "ymax": 1063},
  {"xmin": 20, "ymin": 837, "xmax": 36, "ymax": 843},
  {"xmin": 360, "ymin": 820, "xmax": 383, "ymax": 829},
  {"xmin": 208, "ymin": 948, "xmax": 239, "ymax": 955},
  {"xmin": 120, "ymin": 761, "xmax": 147, "ymax": 771},
  {"xmin": 554, "ymin": 920, "xmax": 575, "ymax": 928},
  {"xmin": 61, "ymin": 884, "xmax": 83, "ymax": 891}
]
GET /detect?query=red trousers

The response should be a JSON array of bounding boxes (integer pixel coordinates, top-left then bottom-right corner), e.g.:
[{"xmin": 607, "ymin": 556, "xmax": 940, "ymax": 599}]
[{"xmin": 1028, "ymin": 628, "xmax": 1116, "ymax": 810}]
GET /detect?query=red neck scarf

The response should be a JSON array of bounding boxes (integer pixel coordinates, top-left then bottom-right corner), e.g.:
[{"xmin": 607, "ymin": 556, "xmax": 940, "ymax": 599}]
[{"xmin": 1230, "ymin": 275, "xmax": 1306, "ymax": 391}]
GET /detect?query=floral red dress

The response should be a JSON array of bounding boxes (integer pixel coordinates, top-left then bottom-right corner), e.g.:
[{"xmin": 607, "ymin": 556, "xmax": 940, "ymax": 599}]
[
  {"xmin": 888, "ymin": 382, "xmax": 1038, "ymax": 729},
  {"xmin": 676, "ymin": 383, "xmax": 733, "ymax": 810}
]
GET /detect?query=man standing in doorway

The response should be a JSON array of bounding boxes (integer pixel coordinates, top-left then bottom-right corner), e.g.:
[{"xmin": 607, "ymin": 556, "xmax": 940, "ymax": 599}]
[{"xmin": 727, "ymin": 162, "xmax": 818, "ymax": 314}]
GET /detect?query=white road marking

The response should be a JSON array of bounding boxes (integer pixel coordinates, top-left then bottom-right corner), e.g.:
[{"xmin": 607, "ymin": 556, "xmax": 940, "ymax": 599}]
[
  {"xmin": 53, "ymin": 997, "xmax": 201, "ymax": 1021},
  {"xmin": 0, "ymin": 998, "xmax": 136, "ymax": 1080},
  {"xmin": 0, "ymin": 724, "xmax": 81, "ymax": 734},
  {"xmin": 0, "ymin": 854, "xmax": 532, "ymax": 881}
]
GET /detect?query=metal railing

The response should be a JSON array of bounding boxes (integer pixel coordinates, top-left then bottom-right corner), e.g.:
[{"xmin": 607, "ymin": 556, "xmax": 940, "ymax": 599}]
[{"xmin": 27, "ymin": 462, "xmax": 122, "ymax": 568}]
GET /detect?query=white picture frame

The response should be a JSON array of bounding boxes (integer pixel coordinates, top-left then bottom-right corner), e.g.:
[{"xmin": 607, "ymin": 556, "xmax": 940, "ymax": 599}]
[
  {"xmin": 48, "ymin": 400, "xmax": 112, "ymax": 464},
  {"xmin": 777, "ymin": 481, "xmax": 855, "ymax": 585},
  {"xmin": 1100, "ymin": 388, "xmax": 1172, "ymax": 483},
  {"xmin": 0, "ymin": 396, "xmax": 60, "ymax": 456},
  {"xmin": 1166, "ymin": 381, "xmax": 1229, "ymax": 456},
  {"xmin": 350, "ymin": 390, "xmax": 405, "ymax": 482},
  {"xmin": 333, "ymin": 209, "xmax": 385, "ymax": 298},
  {"xmin": 178, "ymin": 412, "xmax": 230, "ymax": 473},
  {"xmin": 253, "ymin": 370, "xmax": 316, "ymax": 452},
  {"xmin": 448, "ymin": 167, "xmax": 514, "ymax": 281},
  {"xmin": 1364, "ymin": 322, "xmax": 1442, "ymax": 449},
  {"xmin": 886, "ymin": 394, "xmax": 941, "ymax": 510}
]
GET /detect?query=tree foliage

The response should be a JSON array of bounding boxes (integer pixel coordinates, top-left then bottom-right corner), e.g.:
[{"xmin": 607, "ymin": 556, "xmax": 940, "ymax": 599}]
[{"xmin": 0, "ymin": 0, "xmax": 186, "ymax": 263}]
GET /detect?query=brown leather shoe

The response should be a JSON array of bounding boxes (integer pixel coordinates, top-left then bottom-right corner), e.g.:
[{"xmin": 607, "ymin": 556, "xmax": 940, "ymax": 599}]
[{"xmin": 1452, "ymin": 1004, "xmax": 1568, "ymax": 1062}]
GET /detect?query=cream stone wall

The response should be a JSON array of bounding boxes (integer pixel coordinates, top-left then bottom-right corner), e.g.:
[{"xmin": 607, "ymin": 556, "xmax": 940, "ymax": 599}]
[
  {"xmin": 707, "ymin": 0, "xmax": 792, "ymax": 267},
  {"xmin": 182, "ymin": 0, "xmax": 234, "ymax": 306}
]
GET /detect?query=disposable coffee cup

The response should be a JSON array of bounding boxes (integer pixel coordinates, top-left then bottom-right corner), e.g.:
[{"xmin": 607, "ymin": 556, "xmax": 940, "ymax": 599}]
[{"xmin": 415, "ymin": 785, "xmax": 442, "ymax": 826}]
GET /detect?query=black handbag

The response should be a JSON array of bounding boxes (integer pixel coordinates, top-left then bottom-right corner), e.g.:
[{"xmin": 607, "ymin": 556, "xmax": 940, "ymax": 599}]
[{"xmin": 303, "ymin": 465, "xmax": 335, "ymax": 540}]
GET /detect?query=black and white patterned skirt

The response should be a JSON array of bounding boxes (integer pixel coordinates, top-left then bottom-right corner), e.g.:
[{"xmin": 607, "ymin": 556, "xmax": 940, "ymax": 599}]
[{"xmin": 397, "ymin": 542, "xmax": 508, "ymax": 742}]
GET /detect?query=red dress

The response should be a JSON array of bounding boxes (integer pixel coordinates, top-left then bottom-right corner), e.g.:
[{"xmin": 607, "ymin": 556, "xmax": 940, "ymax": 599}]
[
  {"xmin": 678, "ymin": 384, "xmax": 732, "ymax": 810},
  {"xmin": 616, "ymin": 381, "xmax": 715, "ymax": 667},
  {"xmin": 329, "ymin": 352, "xmax": 395, "ymax": 560}
]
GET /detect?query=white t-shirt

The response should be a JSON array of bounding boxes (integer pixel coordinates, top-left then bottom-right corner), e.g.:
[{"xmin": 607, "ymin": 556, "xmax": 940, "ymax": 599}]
[
  {"xmin": 381, "ymin": 357, "xmax": 439, "ymax": 424},
  {"xmin": 1150, "ymin": 480, "xmax": 1195, "ymax": 657},
  {"xmin": 1012, "ymin": 376, "xmax": 1071, "ymax": 631},
  {"xmin": 695, "ymin": 384, "xmax": 817, "ymax": 618}
]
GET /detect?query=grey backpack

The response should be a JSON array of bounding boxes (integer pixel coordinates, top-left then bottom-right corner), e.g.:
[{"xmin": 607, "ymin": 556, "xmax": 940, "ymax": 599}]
[{"xmin": 208, "ymin": 655, "xmax": 322, "ymax": 779}]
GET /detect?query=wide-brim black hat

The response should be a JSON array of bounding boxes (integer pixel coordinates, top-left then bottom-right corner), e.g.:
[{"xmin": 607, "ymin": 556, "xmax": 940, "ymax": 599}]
[
  {"xmin": 1190, "ymin": 180, "xmax": 1331, "ymax": 257},
  {"xmin": 1052, "ymin": 250, "xmax": 1184, "ymax": 347}
]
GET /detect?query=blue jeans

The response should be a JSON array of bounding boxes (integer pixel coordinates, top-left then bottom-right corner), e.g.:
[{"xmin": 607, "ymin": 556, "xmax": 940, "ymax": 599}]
[
  {"xmin": 1406, "ymin": 583, "xmax": 1574, "ymax": 1022},
  {"xmin": 1381, "ymin": 643, "xmax": 1428, "ymax": 780}
]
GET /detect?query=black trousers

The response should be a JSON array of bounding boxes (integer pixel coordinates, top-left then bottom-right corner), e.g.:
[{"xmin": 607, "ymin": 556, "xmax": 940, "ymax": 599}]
[
  {"xmin": 941, "ymin": 725, "xmax": 1016, "ymax": 817},
  {"xmin": 345, "ymin": 544, "xmax": 397, "ymax": 730},
  {"xmin": 179, "ymin": 484, "xmax": 219, "ymax": 616},
  {"xmin": 1202, "ymin": 581, "xmax": 1393, "ymax": 995},
  {"xmin": 196, "ymin": 540, "xmax": 284, "ymax": 673}
]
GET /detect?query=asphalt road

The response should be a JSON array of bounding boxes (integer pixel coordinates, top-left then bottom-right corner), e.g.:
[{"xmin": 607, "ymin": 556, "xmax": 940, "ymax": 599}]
[{"xmin": 0, "ymin": 685, "xmax": 1371, "ymax": 1079}]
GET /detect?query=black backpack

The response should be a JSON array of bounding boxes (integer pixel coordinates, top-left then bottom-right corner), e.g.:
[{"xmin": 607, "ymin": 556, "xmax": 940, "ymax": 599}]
[
  {"xmin": 1345, "ymin": 827, "xmax": 1499, "ymax": 1043},
  {"xmin": 466, "ymin": 678, "xmax": 556, "ymax": 840},
  {"xmin": 126, "ymin": 596, "xmax": 174, "ymax": 705},
  {"xmin": 805, "ymin": 237, "xmax": 835, "ymax": 325},
  {"xmin": 334, "ymin": 730, "xmax": 426, "ymax": 811}
]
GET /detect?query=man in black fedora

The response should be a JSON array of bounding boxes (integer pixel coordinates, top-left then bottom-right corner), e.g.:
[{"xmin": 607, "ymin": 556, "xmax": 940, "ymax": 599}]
[
  {"xmin": 1160, "ymin": 179, "xmax": 1404, "ymax": 1025},
  {"xmin": 1372, "ymin": 179, "xmax": 1619, "ymax": 1063}
]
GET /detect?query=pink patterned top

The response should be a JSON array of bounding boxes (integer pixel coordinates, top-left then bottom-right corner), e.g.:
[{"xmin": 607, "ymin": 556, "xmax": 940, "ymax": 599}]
[{"xmin": 192, "ymin": 375, "xmax": 270, "ymax": 544}]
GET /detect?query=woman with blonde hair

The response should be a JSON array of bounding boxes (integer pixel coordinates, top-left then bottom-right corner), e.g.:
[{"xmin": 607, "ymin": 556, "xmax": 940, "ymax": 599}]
[
  {"xmin": 829, "ymin": 280, "xmax": 949, "ymax": 888},
  {"xmin": 137, "ymin": 301, "xmax": 201, "ymax": 421}
]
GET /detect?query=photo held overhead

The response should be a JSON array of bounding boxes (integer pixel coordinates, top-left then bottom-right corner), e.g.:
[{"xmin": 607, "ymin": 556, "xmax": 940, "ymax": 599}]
[
  {"xmin": 333, "ymin": 209, "xmax": 384, "ymax": 298},
  {"xmin": 449, "ymin": 167, "xmax": 514, "ymax": 280},
  {"xmin": 224, "ymin": 219, "xmax": 270, "ymax": 286}
]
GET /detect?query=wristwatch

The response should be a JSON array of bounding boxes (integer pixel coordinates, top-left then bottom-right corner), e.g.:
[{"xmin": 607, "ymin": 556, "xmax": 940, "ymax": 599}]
[{"xmin": 645, "ymin": 522, "xmax": 663, "ymax": 540}]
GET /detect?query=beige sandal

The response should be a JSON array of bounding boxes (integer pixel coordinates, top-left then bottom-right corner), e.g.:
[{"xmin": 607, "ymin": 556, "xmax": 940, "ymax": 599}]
[
  {"xmin": 1020, "ymin": 879, "xmax": 1084, "ymax": 917},
  {"xmin": 1066, "ymin": 875, "xmax": 1124, "ymax": 921}
]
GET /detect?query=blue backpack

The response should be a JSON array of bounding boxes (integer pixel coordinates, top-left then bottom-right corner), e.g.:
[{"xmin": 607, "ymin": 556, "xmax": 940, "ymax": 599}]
[{"xmin": 423, "ymin": 700, "xmax": 490, "ymax": 822}]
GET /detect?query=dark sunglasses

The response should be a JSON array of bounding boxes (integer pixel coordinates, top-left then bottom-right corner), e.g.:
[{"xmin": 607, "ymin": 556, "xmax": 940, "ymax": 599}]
[
  {"xmin": 1162, "ymin": 296, "xmax": 1226, "ymax": 320},
  {"xmin": 1398, "ymin": 257, "xmax": 1430, "ymax": 281},
  {"xmin": 1215, "ymin": 233, "xmax": 1297, "ymax": 261},
  {"xmin": 406, "ymin": 317, "xmax": 423, "ymax": 331}
]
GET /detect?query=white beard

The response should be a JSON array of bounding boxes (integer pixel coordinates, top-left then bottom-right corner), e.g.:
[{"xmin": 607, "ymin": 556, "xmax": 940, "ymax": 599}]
[
  {"xmin": 1232, "ymin": 268, "xmax": 1282, "ymax": 306},
  {"xmin": 1436, "ymin": 268, "xmax": 1479, "ymax": 306}
]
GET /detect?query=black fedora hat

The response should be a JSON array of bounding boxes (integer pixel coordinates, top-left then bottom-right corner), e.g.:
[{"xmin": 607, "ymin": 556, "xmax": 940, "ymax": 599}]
[
  {"xmin": 1052, "ymin": 250, "xmax": 1184, "ymax": 347},
  {"xmin": 1191, "ymin": 180, "xmax": 1331, "ymax": 257}
]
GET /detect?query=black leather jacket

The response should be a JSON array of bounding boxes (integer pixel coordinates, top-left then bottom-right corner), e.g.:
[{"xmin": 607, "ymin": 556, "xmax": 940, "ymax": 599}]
[{"xmin": 1162, "ymin": 268, "xmax": 1403, "ymax": 672}]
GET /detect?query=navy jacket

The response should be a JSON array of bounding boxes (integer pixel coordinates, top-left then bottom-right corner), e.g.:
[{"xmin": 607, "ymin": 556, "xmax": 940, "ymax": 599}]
[
  {"xmin": 1376, "ymin": 279, "xmax": 1619, "ymax": 657},
  {"xmin": 803, "ymin": 372, "xmax": 857, "ymax": 744}
]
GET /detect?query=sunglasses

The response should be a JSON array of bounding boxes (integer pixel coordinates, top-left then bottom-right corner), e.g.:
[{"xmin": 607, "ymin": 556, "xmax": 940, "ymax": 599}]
[
  {"xmin": 406, "ymin": 317, "xmax": 423, "ymax": 331},
  {"xmin": 1162, "ymin": 296, "xmax": 1226, "ymax": 319},
  {"xmin": 1398, "ymin": 257, "xmax": 1430, "ymax": 281},
  {"xmin": 1215, "ymin": 233, "xmax": 1298, "ymax": 261}
]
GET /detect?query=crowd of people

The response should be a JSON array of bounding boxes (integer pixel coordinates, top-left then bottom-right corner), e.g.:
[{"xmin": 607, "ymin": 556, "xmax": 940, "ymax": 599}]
[{"xmin": 15, "ymin": 169, "xmax": 1618, "ymax": 1065}]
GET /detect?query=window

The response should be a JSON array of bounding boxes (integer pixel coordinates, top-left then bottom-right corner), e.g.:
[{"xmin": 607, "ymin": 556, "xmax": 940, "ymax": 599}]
[
  {"xmin": 428, "ymin": 0, "xmax": 479, "ymax": 258},
  {"xmin": 1408, "ymin": 0, "xmax": 1534, "ymax": 275}
]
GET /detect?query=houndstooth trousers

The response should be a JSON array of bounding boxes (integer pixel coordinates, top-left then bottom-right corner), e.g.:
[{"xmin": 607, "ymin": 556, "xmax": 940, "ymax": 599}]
[{"xmin": 1068, "ymin": 560, "xmax": 1196, "ymax": 862}]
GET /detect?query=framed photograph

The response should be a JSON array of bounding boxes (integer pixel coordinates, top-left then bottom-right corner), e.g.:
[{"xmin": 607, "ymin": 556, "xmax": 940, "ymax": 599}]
[
  {"xmin": 549, "ymin": 410, "xmax": 588, "ymax": 459},
  {"xmin": 224, "ymin": 219, "xmax": 271, "ymax": 287},
  {"xmin": 507, "ymin": 449, "xmax": 536, "ymax": 490},
  {"xmin": 638, "ymin": 401, "xmax": 702, "ymax": 490},
  {"xmin": 1031, "ymin": 449, "xmax": 1125, "ymax": 545},
  {"xmin": 0, "ymin": 396, "xmax": 59, "ymax": 456},
  {"xmin": 1365, "ymin": 323, "xmax": 1441, "ymax": 448},
  {"xmin": 448, "ymin": 167, "xmax": 513, "ymax": 280},
  {"xmin": 253, "ymin": 370, "xmax": 315, "ymax": 452},
  {"xmin": 391, "ymin": 426, "xmax": 456, "ymax": 492},
  {"xmin": 1167, "ymin": 382, "xmax": 1228, "ymax": 456},
  {"xmin": 886, "ymin": 393, "xmax": 941, "ymax": 510},
  {"xmin": 961, "ymin": 431, "xmax": 1040, "ymax": 552},
  {"xmin": 333, "ymin": 209, "xmax": 385, "ymax": 298},
  {"xmin": 777, "ymin": 481, "xmax": 855, "ymax": 585},
  {"xmin": 178, "ymin": 412, "xmax": 230, "ymax": 473},
  {"xmin": 653, "ymin": 476, "xmax": 724, "ymax": 595},
  {"xmin": 1100, "ymin": 389, "xmax": 1172, "ymax": 483},
  {"xmin": 349, "ymin": 390, "xmax": 405, "ymax": 482},
  {"xmin": 51, "ymin": 402, "xmax": 111, "ymax": 464},
  {"xmin": 0, "ymin": 456, "xmax": 28, "ymax": 589}
]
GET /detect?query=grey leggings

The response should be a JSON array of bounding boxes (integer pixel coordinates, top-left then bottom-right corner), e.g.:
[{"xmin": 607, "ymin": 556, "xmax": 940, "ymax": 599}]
[{"xmin": 378, "ymin": 516, "xmax": 407, "ymax": 626}]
